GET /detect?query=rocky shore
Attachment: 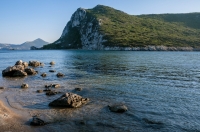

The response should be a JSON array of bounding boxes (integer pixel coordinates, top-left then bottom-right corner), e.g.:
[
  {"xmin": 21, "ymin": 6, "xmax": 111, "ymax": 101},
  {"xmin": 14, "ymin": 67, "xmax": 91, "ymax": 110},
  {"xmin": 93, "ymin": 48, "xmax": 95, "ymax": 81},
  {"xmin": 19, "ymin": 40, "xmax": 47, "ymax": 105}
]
[{"xmin": 0, "ymin": 60, "xmax": 129, "ymax": 131}]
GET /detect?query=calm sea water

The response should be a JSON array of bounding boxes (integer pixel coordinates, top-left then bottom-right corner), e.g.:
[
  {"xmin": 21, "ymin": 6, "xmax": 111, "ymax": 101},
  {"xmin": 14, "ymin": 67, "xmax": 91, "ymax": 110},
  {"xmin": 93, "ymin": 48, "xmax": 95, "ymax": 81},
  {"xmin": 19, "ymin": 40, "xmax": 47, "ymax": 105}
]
[{"xmin": 0, "ymin": 50, "xmax": 200, "ymax": 132}]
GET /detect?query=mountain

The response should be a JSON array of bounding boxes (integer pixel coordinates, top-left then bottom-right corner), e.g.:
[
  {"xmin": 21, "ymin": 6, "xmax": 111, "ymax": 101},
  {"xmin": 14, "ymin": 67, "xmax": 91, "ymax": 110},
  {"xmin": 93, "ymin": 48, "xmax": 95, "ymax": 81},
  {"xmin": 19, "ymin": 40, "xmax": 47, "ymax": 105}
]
[
  {"xmin": 0, "ymin": 38, "xmax": 49, "ymax": 50},
  {"xmin": 42, "ymin": 5, "xmax": 200, "ymax": 51}
]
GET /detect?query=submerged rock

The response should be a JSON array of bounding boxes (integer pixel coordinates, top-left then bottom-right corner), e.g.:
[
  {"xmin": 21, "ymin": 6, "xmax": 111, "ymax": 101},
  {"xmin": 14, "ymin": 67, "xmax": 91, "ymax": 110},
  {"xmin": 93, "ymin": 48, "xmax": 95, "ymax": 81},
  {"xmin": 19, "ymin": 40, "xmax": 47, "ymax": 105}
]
[
  {"xmin": 30, "ymin": 116, "xmax": 45, "ymax": 126},
  {"xmin": 56, "ymin": 72, "xmax": 64, "ymax": 77},
  {"xmin": 49, "ymin": 70, "xmax": 56, "ymax": 72},
  {"xmin": 25, "ymin": 68, "xmax": 37, "ymax": 75},
  {"xmin": 75, "ymin": 88, "xmax": 82, "ymax": 91},
  {"xmin": 37, "ymin": 90, "xmax": 43, "ymax": 93},
  {"xmin": 46, "ymin": 90, "xmax": 59, "ymax": 96},
  {"xmin": 108, "ymin": 104, "xmax": 128, "ymax": 113},
  {"xmin": 49, "ymin": 93, "xmax": 89, "ymax": 108},
  {"xmin": 50, "ymin": 61, "xmax": 55, "ymax": 65},
  {"xmin": 29, "ymin": 61, "xmax": 41, "ymax": 67},
  {"xmin": 21, "ymin": 83, "xmax": 29, "ymax": 88},
  {"xmin": 2, "ymin": 65, "xmax": 27, "ymax": 77}
]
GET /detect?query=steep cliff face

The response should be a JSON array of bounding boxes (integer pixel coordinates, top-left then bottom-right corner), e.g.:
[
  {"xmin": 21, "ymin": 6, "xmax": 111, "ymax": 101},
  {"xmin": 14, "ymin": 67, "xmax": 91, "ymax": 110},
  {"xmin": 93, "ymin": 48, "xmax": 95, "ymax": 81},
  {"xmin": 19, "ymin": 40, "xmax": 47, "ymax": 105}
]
[
  {"xmin": 43, "ymin": 5, "xmax": 200, "ymax": 50},
  {"xmin": 52, "ymin": 7, "xmax": 106, "ymax": 50}
]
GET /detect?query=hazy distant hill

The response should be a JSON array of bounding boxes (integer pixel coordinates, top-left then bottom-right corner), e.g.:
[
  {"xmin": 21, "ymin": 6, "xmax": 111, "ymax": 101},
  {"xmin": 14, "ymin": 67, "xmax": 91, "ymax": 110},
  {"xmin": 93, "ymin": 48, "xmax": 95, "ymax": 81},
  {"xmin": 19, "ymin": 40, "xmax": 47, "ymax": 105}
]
[
  {"xmin": 43, "ymin": 5, "xmax": 200, "ymax": 50},
  {"xmin": 0, "ymin": 38, "xmax": 49, "ymax": 50}
]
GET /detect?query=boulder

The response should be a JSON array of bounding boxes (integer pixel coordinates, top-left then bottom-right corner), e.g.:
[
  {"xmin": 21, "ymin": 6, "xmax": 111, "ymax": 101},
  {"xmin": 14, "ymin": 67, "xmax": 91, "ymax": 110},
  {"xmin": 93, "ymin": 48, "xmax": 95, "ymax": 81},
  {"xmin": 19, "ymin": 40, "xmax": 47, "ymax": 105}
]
[
  {"xmin": 50, "ymin": 61, "xmax": 55, "ymax": 65},
  {"xmin": 56, "ymin": 72, "xmax": 64, "ymax": 77},
  {"xmin": 29, "ymin": 61, "xmax": 41, "ymax": 67},
  {"xmin": 22, "ymin": 62, "xmax": 29, "ymax": 68},
  {"xmin": 41, "ymin": 73, "xmax": 47, "ymax": 77},
  {"xmin": 21, "ymin": 83, "xmax": 29, "ymax": 88},
  {"xmin": 2, "ymin": 65, "xmax": 26, "ymax": 77},
  {"xmin": 52, "ymin": 84, "xmax": 60, "ymax": 88},
  {"xmin": 49, "ymin": 93, "xmax": 89, "ymax": 108},
  {"xmin": 108, "ymin": 104, "xmax": 128, "ymax": 113},
  {"xmin": 30, "ymin": 116, "xmax": 45, "ymax": 126},
  {"xmin": 25, "ymin": 68, "xmax": 37, "ymax": 75},
  {"xmin": 15, "ymin": 60, "xmax": 23, "ymax": 65}
]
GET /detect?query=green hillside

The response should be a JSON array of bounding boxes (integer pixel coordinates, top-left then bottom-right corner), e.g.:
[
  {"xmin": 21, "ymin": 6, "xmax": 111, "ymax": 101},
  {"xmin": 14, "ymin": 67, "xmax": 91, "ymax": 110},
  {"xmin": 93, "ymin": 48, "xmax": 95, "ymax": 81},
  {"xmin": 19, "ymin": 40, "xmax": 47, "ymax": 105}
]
[{"xmin": 43, "ymin": 5, "xmax": 200, "ymax": 49}]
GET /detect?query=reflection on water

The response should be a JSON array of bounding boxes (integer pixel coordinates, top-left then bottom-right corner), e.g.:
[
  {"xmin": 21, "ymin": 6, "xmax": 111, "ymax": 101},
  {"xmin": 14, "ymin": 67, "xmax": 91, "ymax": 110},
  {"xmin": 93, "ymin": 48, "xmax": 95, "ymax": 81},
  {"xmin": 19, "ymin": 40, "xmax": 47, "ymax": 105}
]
[{"xmin": 1, "ymin": 50, "xmax": 200, "ymax": 131}]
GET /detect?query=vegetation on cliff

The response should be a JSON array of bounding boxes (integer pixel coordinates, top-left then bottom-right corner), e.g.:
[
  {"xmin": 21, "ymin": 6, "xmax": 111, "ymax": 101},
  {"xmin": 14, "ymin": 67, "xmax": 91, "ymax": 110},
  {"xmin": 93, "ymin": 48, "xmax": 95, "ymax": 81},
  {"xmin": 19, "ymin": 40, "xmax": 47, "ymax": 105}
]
[{"xmin": 43, "ymin": 5, "xmax": 200, "ymax": 49}]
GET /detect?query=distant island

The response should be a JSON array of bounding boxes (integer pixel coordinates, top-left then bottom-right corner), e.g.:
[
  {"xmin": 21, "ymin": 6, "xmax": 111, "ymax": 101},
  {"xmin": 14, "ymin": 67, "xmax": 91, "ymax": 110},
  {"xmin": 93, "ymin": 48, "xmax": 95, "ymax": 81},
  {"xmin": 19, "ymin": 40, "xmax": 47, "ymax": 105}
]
[
  {"xmin": 42, "ymin": 5, "xmax": 200, "ymax": 51},
  {"xmin": 0, "ymin": 38, "xmax": 49, "ymax": 50}
]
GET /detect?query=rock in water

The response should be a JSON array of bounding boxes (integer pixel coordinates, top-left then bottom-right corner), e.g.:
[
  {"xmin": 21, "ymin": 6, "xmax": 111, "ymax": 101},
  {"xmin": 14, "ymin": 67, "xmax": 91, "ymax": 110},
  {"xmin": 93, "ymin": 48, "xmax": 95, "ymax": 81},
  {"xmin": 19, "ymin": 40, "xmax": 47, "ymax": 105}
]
[
  {"xmin": 75, "ymin": 88, "xmax": 82, "ymax": 91},
  {"xmin": 49, "ymin": 93, "xmax": 89, "ymax": 108},
  {"xmin": 15, "ymin": 60, "xmax": 23, "ymax": 65},
  {"xmin": 56, "ymin": 72, "xmax": 64, "ymax": 77},
  {"xmin": 21, "ymin": 83, "xmax": 29, "ymax": 88},
  {"xmin": 29, "ymin": 61, "xmax": 41, "ymax": 67},
  {"xmin": 49, "ymin": 70, "xmax": 56, "ymax": 72},
  {"xmin": 25, "ymin": 68, "xmax": 37, "ymax": 75},
  {"xmin": 41, "ymin": 73, "xmax": 47, "ymax": 77},
  {"xmin": 2, "ymin": 65, "xmax": 27, "ymax": 77},
  {"xmin": 30, "ymin": 116, "xmax": 45, "ymax": 126},
  {"xmin": 22, "ymin": 62, "xmax": 29, "ymax": 68},
  {"xmin": 50, "ymin": 61, "xmax": 55, "ymax": 65},
  {"xmin": 108, "ymin": 104, "xmax": 128, "ymax": 113}
]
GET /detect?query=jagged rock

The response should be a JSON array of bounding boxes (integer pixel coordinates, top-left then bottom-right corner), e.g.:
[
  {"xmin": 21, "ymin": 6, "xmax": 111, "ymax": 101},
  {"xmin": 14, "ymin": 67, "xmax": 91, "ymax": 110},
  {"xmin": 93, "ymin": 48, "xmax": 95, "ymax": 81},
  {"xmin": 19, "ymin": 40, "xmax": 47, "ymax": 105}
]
[
  {"xmin": 29, "ymin": 61, "xmax": 41, "ymax": 67},
  {"xmin": 75, "ymin": 88, "xmax": 82, "ymax": 91},
  {"xmin": 46, "ymin": 90, "xmax": 59, "ymax": 96},
  {"xmin": 30, "ymin": 116, "xmax": 45, "ymax": 126},
  {"xmin": 50, "ymin": 61, "xmax": 55, "ymax": 65},
  {"xmin": 25, "ymin": 68, "xmax": 37, "ymax": 75},
  {"xmin": 37, "ymin": 90, "xmax": 43, "ymax": 93},
  {"xmin": 41, "ymin": 73, "xmax": 47, "ymax": 77},
  {"xmin": 108, "ymin": 104, "xmax": 128, "ymax": 113},
  {"xmin": 15, "ymin": 60, "xmax": 23, "ymax": 65},
  {"xmin": 49, "ymin": 93, "xmax": 89, "ymax": 108},
  {"xmin": 21, "ymin": 83, "xmax": 29, "ymax": 88},
  {"xmin": 2, "ymin": 65, "xmax": 27, "ymax": 77},
  {"xmin": 56, "ymin": 72, "xmax": 64, "ymax": 77},
  {"xmin": 49, "ymin": 70, "xmax": 56, "ymax": 72}
]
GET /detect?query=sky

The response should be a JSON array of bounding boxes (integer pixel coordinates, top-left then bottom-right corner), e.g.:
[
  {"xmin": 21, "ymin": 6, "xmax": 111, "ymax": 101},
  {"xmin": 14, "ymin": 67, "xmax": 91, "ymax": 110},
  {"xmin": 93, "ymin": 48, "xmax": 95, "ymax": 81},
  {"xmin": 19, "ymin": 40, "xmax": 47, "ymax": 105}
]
[{"xmin": 0, "ymin": 0, "xmax": 200, "ymax": 44}]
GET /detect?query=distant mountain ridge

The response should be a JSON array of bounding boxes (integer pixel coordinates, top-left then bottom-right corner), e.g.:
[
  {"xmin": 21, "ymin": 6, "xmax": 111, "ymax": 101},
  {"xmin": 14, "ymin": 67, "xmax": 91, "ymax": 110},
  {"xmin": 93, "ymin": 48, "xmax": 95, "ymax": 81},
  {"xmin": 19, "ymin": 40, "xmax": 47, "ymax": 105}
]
[
  {"xmin": 42, "ymin": 5, "xmax": 200, "ymax": 51},
  {"xmin": 0, "ymin": 38, "xmax": 49, "ymax": 50}
]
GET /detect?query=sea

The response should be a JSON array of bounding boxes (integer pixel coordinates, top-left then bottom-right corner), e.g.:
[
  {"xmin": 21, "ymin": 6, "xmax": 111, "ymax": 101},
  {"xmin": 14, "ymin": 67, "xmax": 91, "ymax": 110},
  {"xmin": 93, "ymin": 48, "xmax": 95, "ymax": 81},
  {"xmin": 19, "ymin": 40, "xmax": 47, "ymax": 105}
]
[{"xmin": 0, "ymin": 50, "xmax": 200, "ymax": 132}]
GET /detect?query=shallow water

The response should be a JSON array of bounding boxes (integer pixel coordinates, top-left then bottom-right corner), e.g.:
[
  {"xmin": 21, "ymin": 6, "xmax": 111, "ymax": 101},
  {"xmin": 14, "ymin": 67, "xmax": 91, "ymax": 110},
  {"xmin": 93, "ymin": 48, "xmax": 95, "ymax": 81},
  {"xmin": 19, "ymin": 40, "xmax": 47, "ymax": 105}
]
[{"xmin": 1, "ymin": 50, "xmax": 200, "ymax": 131}]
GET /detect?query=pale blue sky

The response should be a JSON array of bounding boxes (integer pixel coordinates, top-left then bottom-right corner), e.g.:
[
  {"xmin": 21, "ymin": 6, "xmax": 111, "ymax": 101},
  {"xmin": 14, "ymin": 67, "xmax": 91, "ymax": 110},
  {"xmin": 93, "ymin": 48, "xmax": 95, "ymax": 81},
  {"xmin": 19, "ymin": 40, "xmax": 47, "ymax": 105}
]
[{"xmin": 0, "ymin": 0, "xmax": 200, "ymax": 44}]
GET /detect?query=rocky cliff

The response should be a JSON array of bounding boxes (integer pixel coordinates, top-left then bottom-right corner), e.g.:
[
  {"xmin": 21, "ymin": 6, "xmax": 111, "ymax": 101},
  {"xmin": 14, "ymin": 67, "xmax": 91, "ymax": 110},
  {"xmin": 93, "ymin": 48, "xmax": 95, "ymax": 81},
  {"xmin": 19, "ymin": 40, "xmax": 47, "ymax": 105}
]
[{"xmin": 42, "ymin": 5, "xmax": 200, "ymax": 50}]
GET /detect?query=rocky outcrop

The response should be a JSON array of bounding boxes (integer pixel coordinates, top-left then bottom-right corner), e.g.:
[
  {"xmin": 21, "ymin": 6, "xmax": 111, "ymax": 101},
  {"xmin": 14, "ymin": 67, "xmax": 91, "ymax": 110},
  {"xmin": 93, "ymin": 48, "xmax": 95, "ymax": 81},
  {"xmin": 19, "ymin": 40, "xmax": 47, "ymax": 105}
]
[
  {"xmin": 49, "ymin": 93, "xmax": 89, "ymax": 108},
  {"xmin": 2, "ymin": 65, "xmax": 27, "ymax": 77},
  {"xmin": 2, "ymin": 60, "xmax": 40, "ymax": 77},
  {"xmin": 52, "ymin": 7, "xmax": 106, "ymax": 50}
]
